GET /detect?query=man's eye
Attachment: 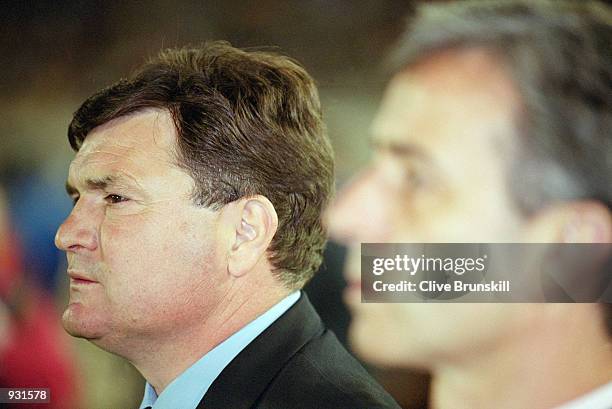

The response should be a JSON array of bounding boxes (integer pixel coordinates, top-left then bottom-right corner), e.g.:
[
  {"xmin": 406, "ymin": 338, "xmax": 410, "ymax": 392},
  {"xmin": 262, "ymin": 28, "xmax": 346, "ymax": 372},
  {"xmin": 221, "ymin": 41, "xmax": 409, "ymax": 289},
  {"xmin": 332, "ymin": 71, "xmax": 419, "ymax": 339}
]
[
  {"xmin": 404, "ymin": 169, "xmax": 424, "ymax": 188},
  {"xmin": 71, "ymin": 196, "xmax": 80, "ymax": 206},
  {"xmin": 105, "ymin": 194, "xmax": 128, "ymax": 204}
]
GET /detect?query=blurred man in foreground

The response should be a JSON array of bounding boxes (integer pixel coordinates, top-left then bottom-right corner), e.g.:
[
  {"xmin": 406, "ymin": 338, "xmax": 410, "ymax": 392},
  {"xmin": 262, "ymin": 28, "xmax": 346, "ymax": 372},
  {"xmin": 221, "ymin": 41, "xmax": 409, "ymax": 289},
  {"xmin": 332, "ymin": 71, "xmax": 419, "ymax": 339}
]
[
  {"xmin": 328, "ymin": 1, "xmax": 612, "ymax": 408},
  {"xmin": 55, "ymin": 42, "xmax": 399, "ymax": 409}
]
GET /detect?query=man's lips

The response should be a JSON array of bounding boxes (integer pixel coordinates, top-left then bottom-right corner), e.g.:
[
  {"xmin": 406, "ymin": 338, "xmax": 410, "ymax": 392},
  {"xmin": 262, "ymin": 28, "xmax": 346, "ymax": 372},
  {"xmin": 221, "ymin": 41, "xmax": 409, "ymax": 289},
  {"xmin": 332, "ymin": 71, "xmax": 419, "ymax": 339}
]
[
  {"xmin": 346, "ymin": 279, "xmax": 361, "ymax": 292},
  {"xmin": 68, "ymin": 270, "xmax": 98, "ymax": 284},
  {"xmin": 345, "ymin": 278, "xmax": 362, "ymax": 298}
]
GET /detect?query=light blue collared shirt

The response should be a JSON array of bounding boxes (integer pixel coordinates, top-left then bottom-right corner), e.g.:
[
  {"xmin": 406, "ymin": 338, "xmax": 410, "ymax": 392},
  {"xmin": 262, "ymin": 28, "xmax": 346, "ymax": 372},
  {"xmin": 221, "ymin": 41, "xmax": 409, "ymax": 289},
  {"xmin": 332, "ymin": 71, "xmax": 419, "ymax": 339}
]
[{"xmin": 139, "ymin": 291, "xmax": 300, "ymax": 409}]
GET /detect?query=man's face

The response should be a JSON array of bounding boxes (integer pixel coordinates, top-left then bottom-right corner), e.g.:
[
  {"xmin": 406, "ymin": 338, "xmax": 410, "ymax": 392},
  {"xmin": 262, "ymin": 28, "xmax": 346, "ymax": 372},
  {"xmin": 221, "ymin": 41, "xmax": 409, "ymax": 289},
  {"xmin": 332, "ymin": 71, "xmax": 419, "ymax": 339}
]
[
  {"xmin": 328, "ymin": 49, "xmax": 539, "ymax": 368},
  {"xmin": 56, "ymin": 109, "xmax": 227, "ymax": 353}
]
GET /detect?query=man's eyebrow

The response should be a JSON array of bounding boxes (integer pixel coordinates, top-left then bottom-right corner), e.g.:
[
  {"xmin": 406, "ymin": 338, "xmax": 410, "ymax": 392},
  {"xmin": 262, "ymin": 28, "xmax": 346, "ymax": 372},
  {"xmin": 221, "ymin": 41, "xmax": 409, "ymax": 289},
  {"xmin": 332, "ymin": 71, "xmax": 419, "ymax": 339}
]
[
  {"xmin": 369, "ymin": 136, "xmax": 430, "ymax": 161},
  {"xmin": 65, "ymin": 175, "xmax": 136, "ymax": 196}
]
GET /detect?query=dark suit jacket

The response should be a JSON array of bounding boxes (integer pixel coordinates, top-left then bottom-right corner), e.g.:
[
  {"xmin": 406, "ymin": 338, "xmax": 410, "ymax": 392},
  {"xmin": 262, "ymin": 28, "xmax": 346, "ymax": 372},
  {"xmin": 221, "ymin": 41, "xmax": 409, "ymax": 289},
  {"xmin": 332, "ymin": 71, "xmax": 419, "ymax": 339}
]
[{"xmin": 196, "ymin": 293, "xmax": 400, "ymax": 409}]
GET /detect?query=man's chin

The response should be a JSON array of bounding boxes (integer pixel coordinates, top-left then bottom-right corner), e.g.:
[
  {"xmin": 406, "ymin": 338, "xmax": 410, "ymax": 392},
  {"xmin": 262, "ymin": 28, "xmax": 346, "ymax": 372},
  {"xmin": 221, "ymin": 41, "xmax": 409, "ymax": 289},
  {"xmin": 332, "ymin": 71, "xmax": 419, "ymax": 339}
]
[{"xmin": 62, "ymin": 303, "xmax": 107, "ymax": 340}]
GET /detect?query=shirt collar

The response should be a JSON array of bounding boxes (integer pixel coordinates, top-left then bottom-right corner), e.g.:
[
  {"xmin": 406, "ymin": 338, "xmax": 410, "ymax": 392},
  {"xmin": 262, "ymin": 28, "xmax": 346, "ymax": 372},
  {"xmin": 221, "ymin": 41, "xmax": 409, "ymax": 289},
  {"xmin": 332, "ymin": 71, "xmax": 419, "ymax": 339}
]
[{"xmin": 139, "ymin": 291, "xmax": 300, "ymax": 409}]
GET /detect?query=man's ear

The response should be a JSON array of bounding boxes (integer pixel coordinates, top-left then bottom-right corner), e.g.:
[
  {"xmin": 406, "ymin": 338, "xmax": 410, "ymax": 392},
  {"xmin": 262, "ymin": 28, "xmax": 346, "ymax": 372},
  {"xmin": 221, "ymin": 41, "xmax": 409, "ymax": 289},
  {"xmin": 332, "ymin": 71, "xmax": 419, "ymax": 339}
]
[
  {"xmin": 524, "ymin": 200, "xmax": 611, "ymax": 243},
  {"xmin": 226, "ymin": 196, "xmax": 278, "ymax": 278}
]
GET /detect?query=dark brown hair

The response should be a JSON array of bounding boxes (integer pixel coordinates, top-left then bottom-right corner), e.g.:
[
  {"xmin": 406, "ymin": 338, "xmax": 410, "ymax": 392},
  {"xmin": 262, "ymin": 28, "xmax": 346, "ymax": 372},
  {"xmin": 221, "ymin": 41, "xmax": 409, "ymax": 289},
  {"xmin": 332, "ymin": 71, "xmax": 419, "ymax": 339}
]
[{"xmin": 68, "ymin": 41, "xmax": 334, "ymax": 289}]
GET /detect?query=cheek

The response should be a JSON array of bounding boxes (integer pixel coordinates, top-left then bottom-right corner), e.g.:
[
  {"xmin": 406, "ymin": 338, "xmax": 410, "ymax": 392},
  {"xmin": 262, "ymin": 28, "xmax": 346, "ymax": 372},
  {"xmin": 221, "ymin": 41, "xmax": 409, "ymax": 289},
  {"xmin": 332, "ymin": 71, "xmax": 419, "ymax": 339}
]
[
  {"xmin": 99, "ymin": 213, "xmax": 219, "ymax": 297},
  {"xmin": 100, "ymin": 215, "xmax": 154, "ymax": 267},
  {"xmin": 394, "ymin": 188, "xmax": 518, "ymax": 242},
  {"xmin": 392, "ymin": 205, "xmax": 455, "ymax": 242},
  {"xmin": 410, "ymin": 304, "xmax": 515, "ymax": 358}
]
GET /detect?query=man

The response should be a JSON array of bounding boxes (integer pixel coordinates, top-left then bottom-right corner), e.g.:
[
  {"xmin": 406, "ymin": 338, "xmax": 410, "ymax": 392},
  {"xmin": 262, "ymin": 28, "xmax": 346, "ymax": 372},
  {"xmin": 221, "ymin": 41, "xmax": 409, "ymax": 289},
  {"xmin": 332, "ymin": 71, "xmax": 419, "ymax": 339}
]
[
  {"xmin": 55, "ymin": 42, "xmax": 399, "ymax": 409},
  {"xmin": 328, "ymin": 1, "xmax": 612, "ymax": 408}
]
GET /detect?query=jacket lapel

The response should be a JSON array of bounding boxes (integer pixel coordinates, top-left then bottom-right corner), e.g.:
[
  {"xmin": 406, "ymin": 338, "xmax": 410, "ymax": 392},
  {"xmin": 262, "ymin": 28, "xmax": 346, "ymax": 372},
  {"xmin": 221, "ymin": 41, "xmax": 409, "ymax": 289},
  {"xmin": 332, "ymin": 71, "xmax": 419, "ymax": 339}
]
[{"xmin": 197, "ymin": 293, "xmax": 323, "ymax": 409}]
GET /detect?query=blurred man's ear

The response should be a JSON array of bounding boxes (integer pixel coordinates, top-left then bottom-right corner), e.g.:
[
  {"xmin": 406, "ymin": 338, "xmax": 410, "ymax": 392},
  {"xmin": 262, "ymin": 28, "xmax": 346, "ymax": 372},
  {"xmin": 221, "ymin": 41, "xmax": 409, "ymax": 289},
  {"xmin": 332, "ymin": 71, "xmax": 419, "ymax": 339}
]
[
  {"xmin": 524, "ymin": 200, "xmax": 612, "ymax": 243},
  {"xmin": 224, "ymin": 196, "xmax": 279, "ymax": 277}
]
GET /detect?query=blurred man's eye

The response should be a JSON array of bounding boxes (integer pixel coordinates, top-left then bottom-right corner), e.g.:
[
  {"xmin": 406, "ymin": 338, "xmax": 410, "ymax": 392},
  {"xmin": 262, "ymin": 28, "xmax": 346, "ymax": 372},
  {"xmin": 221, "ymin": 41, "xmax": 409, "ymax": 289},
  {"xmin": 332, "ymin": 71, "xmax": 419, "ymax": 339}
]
[
  {"xmin": 71, "ymin": 196, "xmax": 80, "ymax": 206},
  {"xmin": 402, "ymin": 167, "xmax": 426, "ymax": 191},
  {"xmin": 405, "ymin": 169, "xmax": 423, "ymax": 187}
]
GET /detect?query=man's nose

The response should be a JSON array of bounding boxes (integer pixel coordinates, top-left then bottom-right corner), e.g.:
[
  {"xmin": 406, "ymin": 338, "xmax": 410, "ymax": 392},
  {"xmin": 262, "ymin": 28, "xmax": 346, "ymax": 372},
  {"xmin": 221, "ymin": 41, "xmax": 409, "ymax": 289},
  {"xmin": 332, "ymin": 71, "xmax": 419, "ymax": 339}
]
[
  {"xmin": 55, "ymin": 201, "xmax": 99, "ymax": 253},
  {"xmin": 326, "ymin": 168, "xmax": 389, "ymax": 244}
]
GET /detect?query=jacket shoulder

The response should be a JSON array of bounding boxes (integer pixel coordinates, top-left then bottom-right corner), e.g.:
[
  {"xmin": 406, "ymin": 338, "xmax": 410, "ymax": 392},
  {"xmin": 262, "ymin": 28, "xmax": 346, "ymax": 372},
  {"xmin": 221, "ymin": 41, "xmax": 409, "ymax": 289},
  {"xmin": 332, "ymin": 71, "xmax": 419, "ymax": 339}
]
[{"xmin": 257, "ymin": 329, "xmax": 401, "ymax": 409}]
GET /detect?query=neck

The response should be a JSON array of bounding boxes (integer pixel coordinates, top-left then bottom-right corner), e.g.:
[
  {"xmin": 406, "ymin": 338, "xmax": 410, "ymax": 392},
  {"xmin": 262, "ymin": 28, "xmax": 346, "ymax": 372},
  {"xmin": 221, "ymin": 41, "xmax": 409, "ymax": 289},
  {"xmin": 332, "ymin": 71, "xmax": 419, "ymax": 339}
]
[
  {"xmin": 127, "ymin": 284, "xmax": 290, "ymax": 394},
  {"xmin": 431, "ymin": 306, "xmax": 612, "ymax": 409}
]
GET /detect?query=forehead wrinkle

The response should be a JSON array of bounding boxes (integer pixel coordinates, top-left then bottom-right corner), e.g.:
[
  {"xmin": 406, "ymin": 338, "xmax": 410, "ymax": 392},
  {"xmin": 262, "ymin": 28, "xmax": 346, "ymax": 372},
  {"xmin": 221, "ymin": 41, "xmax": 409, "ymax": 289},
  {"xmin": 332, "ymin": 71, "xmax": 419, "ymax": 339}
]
[
  {"xmin": 68, "ymin": 149, "xmax": 141, "ymax": 185},
  {"xmin": 70, "ymin": 132, "xmax": 166, "ymax": 186},
  {"xmin": 70, "ymin": 136, "xmax": 141, "ymax": 182},
  {"xmin": 67, "ymin": 168, "xmax": 147, "ymax": 194}
]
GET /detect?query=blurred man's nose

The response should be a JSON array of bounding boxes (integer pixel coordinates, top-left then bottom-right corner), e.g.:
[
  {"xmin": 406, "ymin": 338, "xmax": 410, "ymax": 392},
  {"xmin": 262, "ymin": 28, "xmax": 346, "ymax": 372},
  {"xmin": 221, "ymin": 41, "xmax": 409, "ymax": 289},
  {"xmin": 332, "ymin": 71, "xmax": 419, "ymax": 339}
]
[
  {"xmin": 55, "ymin": 201, "xmax": 99, "ymax": 253},
  {"xmin": 326, "ymin": 168, "xmax": 390, "ymax": 244}
]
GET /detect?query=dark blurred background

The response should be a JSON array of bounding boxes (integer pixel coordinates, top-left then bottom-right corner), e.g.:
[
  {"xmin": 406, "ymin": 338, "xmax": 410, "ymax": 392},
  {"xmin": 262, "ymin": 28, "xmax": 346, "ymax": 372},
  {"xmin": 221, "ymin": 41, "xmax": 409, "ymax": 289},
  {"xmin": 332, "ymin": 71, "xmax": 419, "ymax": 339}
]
[
  {"xmin": 0, "ymin": 1, "xmax": 436, "ymax": 408},
  {"xmin": 1, "ymin": 0, "xmax": 419, "ymax": 180}
]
